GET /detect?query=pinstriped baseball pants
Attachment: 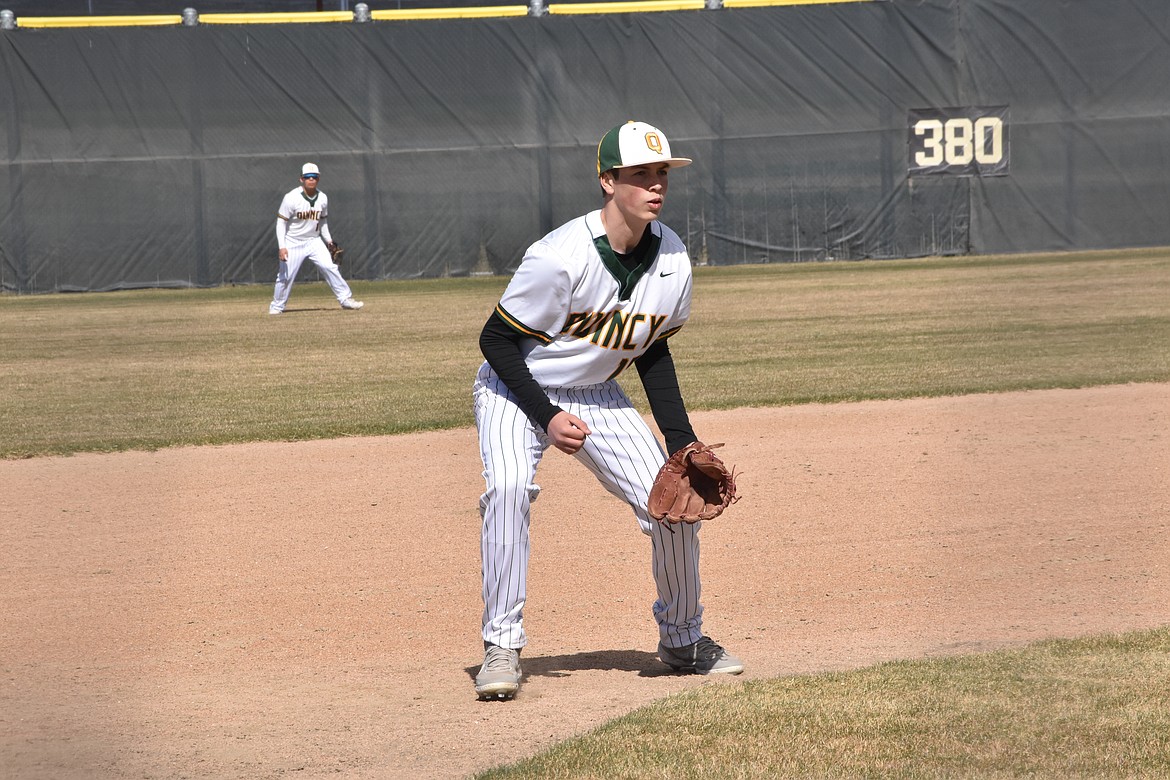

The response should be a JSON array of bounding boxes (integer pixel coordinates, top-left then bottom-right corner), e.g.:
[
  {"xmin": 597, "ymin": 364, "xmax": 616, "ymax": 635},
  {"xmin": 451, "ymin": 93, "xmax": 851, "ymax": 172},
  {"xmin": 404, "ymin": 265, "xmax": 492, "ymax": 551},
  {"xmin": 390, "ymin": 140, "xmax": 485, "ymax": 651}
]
[{"xmin": 473, "ymin": 363, "xmax": 705, "ymax": 652}]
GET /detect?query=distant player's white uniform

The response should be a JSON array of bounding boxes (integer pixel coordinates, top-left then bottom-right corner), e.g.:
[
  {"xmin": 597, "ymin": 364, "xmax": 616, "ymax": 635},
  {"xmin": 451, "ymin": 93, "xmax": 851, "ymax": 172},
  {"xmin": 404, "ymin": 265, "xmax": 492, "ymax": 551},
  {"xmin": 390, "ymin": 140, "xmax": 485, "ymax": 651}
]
[
  {"xmin": 270, "ymin": 187, "xmax": 354, "ymax": 312},
  {"xmin": 474, "ymin": 209, "xmax": 704, "ymax": 650}
]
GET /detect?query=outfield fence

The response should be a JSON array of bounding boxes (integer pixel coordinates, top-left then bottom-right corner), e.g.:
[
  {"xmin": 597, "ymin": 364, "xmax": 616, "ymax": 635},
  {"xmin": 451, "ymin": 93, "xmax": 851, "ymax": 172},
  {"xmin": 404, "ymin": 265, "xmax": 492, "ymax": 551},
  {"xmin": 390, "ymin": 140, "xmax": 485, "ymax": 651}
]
[{"xmin": 1, "ymin": 0, "xmax": 1167, "ymax": 292}]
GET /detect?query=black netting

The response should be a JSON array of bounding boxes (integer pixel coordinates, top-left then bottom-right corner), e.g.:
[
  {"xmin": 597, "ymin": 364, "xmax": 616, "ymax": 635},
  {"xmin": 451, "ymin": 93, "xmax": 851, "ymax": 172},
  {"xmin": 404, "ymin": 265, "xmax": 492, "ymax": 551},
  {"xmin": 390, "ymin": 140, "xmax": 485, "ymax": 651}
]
[{"xmin": 2, "ymin": 0, "xmax": 1168, "ymax": 292}]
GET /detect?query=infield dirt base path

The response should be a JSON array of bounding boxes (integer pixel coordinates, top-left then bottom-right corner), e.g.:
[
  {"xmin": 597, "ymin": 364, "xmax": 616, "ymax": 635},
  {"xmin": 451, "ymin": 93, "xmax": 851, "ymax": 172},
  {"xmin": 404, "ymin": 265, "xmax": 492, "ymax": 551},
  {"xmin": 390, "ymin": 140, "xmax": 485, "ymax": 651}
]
[{"xmin": 3, "ymin": 383, "xmax": 1168, "ymax": 779}]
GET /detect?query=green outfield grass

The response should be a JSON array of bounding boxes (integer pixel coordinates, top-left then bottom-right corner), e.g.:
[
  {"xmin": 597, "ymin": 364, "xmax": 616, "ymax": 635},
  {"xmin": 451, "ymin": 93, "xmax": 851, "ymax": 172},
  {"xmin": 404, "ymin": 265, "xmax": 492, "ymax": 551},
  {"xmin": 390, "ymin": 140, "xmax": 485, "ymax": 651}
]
[
  {"xmin": 476, "ymin": 627, "xmax": 1170, "ymax": 779},
  {"xmin": 2, "ymin": 248, "xmax": 1167, "ymax": 459}
]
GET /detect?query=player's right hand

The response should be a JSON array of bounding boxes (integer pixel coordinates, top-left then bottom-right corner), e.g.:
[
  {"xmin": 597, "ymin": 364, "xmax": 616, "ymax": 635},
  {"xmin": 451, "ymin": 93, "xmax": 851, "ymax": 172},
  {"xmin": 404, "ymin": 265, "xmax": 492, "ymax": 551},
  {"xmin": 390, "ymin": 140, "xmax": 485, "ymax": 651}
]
[
  {"xmin": 548, "ymin": 411, "xmax": 590, "ymax": 454},
  {"xmin": 278, "ymin": 248, "xmax": 289, "ymax": 261}
]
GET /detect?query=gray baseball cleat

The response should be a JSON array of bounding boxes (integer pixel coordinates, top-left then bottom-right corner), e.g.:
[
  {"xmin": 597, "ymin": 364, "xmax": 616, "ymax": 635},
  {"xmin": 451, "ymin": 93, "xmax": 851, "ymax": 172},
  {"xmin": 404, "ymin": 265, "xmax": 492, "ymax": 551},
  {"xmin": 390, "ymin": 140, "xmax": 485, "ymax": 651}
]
[
  {"xmin": 658, "ymin": 636, "xmax": 744, "ymax": 675},
  {"xmin": 475, "ymin": 642, "xmax": 522, "ymax": 700}
]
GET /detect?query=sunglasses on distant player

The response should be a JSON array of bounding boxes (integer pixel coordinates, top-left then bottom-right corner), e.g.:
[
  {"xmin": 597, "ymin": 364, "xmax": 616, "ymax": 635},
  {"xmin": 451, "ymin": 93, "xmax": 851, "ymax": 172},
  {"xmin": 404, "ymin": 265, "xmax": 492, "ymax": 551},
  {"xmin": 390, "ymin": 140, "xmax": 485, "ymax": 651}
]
[{"xmin": 302, "ymin": 174, "xmax": 319, "ymax": 180}]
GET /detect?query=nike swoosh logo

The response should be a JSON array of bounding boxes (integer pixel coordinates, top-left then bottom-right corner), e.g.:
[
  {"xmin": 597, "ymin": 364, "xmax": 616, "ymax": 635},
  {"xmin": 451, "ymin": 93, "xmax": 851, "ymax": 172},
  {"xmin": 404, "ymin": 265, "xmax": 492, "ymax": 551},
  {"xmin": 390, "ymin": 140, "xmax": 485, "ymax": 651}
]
[{"xmin": 659, "ymin": 271, "xmax": 675, "ymax": 277}]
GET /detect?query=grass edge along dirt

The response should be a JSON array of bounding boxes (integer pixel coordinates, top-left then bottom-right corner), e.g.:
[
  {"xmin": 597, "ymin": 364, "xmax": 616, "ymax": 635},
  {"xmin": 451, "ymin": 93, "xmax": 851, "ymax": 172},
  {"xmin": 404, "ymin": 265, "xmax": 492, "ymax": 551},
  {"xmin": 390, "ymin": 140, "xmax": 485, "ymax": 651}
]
[
  {"xmin": 1, "ymin": 247, "xmax": 1168, "ymax": 458},
  {"xmin": 475, "ymin": 626, "xmax": 1170, "ymax": 779}
]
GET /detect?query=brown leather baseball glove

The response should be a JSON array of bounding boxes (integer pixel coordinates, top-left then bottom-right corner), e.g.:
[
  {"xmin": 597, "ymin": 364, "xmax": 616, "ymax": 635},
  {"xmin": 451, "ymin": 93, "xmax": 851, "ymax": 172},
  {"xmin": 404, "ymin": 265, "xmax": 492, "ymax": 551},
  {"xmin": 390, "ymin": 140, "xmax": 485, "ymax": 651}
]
[
  {"xmin": 326, "ymin": 241, "xmax": 344, "ymax": 263},
  {"xmin": 647, "ymin": 442, "xmax": 739, "ymax": 525}
]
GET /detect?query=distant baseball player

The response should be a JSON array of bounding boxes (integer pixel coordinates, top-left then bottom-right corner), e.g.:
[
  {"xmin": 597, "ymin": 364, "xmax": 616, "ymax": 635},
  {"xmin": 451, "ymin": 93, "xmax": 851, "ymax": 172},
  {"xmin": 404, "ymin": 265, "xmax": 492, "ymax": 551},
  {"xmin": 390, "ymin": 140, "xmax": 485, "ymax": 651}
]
[
  {"xmin": 268, "ymin": 162, "xmax": 363, "ymax": 315},
  {"xmin": 472, "ymin": 121, "xmax": 743, "ymax": 700}
]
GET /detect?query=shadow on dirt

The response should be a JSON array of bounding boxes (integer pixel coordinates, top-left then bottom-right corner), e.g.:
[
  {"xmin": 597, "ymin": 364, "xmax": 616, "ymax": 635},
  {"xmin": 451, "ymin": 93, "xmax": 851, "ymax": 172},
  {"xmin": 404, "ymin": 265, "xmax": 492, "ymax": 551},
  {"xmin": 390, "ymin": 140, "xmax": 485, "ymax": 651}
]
[{"xmin": 464, "ymin": 649, "xmax": 675, "ymax": 681}]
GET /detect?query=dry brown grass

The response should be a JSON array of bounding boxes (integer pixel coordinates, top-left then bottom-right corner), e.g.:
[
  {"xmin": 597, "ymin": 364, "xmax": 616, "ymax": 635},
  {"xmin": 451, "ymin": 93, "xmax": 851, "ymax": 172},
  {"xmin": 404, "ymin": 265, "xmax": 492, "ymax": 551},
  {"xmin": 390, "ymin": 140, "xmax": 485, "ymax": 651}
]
[
  {"xmin": 477, "ymin": 628, "xmax": 1170, "ymax": 779},
  {"xmin": 2, "ymin": 248, "xmax": 1168, "ymax": 458}
]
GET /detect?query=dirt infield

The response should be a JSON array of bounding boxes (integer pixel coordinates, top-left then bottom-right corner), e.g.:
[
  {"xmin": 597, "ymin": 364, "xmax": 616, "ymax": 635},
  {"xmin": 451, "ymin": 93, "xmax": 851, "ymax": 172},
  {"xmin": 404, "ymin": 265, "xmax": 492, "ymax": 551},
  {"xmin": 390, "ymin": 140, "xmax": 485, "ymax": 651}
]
[{"xmin": 3, "ymin": 383, "xmax": 1168, "ymax": 779}]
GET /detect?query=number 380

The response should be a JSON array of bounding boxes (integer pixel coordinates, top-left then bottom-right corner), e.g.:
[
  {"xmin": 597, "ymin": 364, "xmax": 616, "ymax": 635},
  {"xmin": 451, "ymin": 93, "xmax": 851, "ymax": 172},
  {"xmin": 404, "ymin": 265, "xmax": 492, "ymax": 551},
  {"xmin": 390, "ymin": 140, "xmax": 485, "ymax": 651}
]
[{"xmin": 914, "ymin": 117, "xmax": 1005, "ymax": 166}]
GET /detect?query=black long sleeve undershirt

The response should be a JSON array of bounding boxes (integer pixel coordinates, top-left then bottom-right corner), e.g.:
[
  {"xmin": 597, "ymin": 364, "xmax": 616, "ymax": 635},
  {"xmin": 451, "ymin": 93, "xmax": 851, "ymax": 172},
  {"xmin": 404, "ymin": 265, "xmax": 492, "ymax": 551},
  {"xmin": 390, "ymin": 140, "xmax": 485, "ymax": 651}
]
[
  {"xmin": 479, "ymin": 311, "xmax": 563, "ymax": 431},
  {"xmin": 634, "ymin": 339, "xmax": 698, "ymax": 456},
  {"xmin": 478, "ymin": 310, "xmax": 697, "ymax": 455}
]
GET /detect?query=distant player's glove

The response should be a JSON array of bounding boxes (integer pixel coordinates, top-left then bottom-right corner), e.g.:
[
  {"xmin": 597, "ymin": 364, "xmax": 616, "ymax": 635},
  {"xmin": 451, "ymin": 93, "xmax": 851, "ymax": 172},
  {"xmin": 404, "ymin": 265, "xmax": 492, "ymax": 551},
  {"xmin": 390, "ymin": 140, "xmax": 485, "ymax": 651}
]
[
  {"xmin": 326, "ymin": 241, "xmax": 344, "ymax": 263},
  {"xmin": 647, "ymin": 442, "xmax": 739, "ymax": 525}
]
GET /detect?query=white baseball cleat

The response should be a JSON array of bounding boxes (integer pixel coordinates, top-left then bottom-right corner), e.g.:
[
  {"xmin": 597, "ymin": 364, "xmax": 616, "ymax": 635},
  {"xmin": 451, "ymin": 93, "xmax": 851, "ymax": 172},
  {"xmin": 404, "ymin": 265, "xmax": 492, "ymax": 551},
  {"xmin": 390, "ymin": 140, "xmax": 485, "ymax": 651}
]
[
  {"xmin": 475, "ymin": 643, "xmax": 521, "ymax": 700},
  {"xmin": 341, "ymin": 298, "xmax": 364, "ymax": 310},
  {"xmin": 268, "ymin": 306, "xmax": 282, "ymax": 315}
]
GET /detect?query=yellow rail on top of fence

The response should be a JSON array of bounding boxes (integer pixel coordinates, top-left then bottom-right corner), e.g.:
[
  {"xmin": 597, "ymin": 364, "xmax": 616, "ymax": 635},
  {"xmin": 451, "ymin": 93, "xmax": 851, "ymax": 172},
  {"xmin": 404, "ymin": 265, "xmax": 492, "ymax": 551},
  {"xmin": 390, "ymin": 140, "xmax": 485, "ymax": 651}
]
[
  {"xmin": 15, "ymin": 14, "xmax": 183, "ymax": 28},
  {"xmin": 10, "ymin": 0, "xmax": 873, "ymax": 29}
]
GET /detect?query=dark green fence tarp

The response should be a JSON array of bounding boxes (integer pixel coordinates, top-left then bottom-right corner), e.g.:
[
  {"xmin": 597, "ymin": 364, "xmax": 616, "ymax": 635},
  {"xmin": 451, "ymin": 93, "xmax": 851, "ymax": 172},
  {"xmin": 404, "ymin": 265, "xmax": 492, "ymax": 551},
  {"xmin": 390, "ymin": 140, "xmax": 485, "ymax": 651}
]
[{"xmin": 2, "ymin": 0, "xmax": 1168, "ymax": 292}]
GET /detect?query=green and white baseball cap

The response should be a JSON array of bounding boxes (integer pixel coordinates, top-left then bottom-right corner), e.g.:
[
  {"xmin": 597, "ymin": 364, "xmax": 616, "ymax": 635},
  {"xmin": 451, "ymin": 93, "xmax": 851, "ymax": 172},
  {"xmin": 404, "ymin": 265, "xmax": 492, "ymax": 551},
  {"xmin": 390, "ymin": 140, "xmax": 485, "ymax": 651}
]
[{"xmin": 596, "ymin": 121, "xmax": 692, "ymax": 175}]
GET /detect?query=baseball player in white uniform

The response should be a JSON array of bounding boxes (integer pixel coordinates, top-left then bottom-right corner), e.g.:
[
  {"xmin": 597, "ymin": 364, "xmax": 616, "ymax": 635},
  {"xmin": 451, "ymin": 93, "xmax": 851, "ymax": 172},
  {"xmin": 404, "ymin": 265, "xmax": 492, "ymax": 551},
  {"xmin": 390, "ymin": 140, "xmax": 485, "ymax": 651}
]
[
  {"xmin": 269, "ymin": 162, "xmax": 364, "ymax": 314},
  {"xmin": 472, "ymin": 121, "xmax": 744, "ymax": 700}
]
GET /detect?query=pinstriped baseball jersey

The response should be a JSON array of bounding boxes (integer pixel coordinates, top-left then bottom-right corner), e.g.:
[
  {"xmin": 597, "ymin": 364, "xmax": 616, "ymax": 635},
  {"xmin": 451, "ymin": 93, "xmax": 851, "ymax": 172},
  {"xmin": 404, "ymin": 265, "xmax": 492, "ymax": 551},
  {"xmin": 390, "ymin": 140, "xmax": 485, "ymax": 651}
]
[{"xmin": 495, "ymin": 210, "xmax": 691, "ymax": 388}]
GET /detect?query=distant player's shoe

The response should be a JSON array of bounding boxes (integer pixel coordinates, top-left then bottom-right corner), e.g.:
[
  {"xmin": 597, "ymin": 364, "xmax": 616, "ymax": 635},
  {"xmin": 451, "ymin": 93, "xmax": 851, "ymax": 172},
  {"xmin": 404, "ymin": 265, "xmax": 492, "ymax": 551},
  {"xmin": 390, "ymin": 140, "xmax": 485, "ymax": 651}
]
[
  {"xmin": 340, "ymin": 298, "xmax": 364, "ymax": 310},
  {"xmin": 658, "ymin": 636, "xmax": 744, "ymax": 675},
  {"xmin": 268, "ymin": 305, "xmax": 282, "ymax": 315},
  {"xmin": 475, "ymin": 642, "xmax": 521, "ymax": 700}
]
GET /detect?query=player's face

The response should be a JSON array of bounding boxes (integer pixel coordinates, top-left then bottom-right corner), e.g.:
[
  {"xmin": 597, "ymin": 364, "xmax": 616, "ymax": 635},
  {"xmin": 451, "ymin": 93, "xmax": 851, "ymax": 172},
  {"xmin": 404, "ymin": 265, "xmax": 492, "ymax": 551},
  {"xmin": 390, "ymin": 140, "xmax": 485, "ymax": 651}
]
[
  {"xmin": 608, "ymin": 163, "xmax": 670, "ymax": 221},
  {"xmin": 301, "ymin": 174, "xmax": 319, "ymax": 194}
]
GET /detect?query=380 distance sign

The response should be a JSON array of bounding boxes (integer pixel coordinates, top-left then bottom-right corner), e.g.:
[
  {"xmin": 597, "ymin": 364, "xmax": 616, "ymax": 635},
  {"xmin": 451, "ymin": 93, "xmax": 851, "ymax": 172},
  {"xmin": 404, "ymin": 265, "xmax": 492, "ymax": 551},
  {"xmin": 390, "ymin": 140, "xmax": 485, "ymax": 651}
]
[{"xmin": 909, "ymin": 107, "xmax": 1010, "ymax": 176}]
